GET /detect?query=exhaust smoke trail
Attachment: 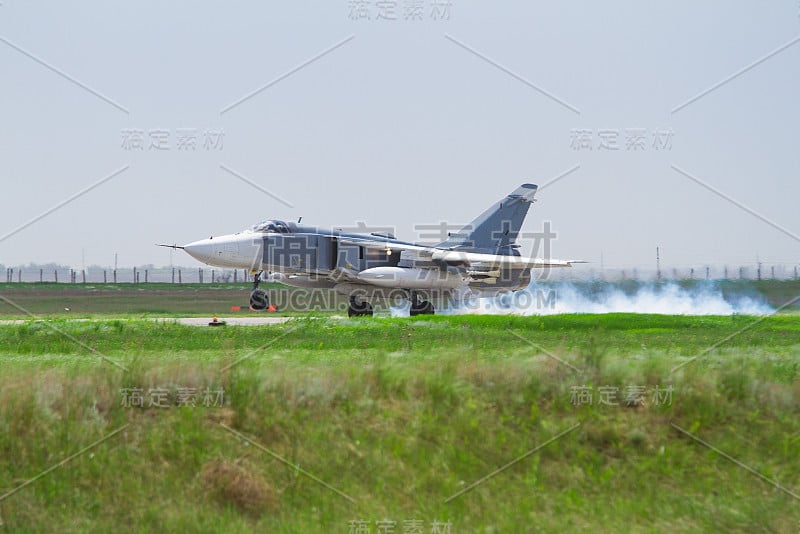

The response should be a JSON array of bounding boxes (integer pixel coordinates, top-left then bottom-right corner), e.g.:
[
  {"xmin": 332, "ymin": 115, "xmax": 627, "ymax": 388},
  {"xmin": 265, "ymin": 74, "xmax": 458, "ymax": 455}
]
[{"xmin": 437, "ymin": 281, "xmax": 774, "ymax": 316}]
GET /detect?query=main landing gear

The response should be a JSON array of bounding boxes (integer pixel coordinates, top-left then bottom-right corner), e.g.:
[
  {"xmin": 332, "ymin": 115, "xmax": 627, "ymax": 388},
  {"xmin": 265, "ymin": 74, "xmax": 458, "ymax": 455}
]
[
  {"xmin": 249, "ymin": 271, "xmax": 269, "ymax": 311},
  {"xmin": 348, "ymin": 295, "xmax": 374, "ymax": 317},
  {"xmin": 347, "ymin": 291, "xmax": 434, "ymax": 318},
  {"xmin": 409, "ymin": 292, "xmax": 435, "ymax": 316}
]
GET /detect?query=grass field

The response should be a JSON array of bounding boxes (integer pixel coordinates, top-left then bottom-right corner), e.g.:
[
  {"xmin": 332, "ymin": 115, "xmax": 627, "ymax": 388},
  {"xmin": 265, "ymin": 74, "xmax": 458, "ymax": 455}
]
[
  {"xmin": 0, "ymin": 279, "xmax": 798, "ymax": 317},
  {"xmin": 0, "ymin": 310, "xmax": 798, "ymax": 532},
  {"xmin": 0, "ymin": 282, "xmax": 293, "ymax": 317}
]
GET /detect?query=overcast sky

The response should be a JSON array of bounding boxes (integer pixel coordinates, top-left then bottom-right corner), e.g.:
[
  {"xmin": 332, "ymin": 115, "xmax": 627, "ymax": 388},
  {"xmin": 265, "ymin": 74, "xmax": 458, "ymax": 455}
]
[{"xmin": 1, "ymin": 1, "xmax": 798, "ymax": 270}]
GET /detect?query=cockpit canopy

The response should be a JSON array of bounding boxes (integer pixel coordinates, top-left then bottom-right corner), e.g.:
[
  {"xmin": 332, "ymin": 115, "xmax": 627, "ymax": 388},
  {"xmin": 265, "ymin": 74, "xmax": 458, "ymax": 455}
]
[{"xmin": 248, "ymin": 220, "xmax": 290, "ymax": 233}]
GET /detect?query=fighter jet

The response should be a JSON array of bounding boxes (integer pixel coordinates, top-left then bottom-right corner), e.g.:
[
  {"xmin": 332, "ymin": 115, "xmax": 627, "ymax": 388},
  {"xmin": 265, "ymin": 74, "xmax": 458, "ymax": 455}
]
[{"xmin": 159, "ymin": 184, "xmax": 578, "ymax": 316}]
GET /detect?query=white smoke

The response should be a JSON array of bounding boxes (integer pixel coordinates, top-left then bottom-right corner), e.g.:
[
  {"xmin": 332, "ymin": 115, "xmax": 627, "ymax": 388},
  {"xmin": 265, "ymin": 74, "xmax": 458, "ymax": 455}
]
[{"xmin": 436, "ymin": 281, "xmax": 773, "ymax": 316}]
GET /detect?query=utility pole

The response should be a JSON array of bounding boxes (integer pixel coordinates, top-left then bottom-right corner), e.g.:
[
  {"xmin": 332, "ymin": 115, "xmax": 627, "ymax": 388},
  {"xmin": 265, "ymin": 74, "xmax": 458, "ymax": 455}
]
[
  {"xmin": 656, "ymin": 246, "xmax": 661, "ymax": 281},
  {"xmin": 756, "ymin": 254, "xmax": 761, "ymax": 281}
]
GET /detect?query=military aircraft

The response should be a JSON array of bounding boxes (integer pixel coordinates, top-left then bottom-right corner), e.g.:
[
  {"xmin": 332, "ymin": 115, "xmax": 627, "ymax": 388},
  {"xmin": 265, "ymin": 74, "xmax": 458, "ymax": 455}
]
[{"xmin": 159, "ymin": 184, "xmax": 578, "ymax": 316}]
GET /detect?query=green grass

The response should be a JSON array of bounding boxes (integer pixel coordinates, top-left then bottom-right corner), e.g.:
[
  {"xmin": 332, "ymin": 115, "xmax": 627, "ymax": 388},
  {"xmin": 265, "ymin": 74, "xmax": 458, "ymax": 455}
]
[
  {"xmin": 0, "ymin": 282, "xmax": 295, "ymax": 317},
  {"xmin": 0, "ymin": 315, "xmax": 798, "ymax": 532},
  {"xmin": 2, "ymin": 314, "xmax": 799, "ymax": 358},
  {"xmin": 1, "ymin": 279, "xmax": 799, "ymax": 318}
]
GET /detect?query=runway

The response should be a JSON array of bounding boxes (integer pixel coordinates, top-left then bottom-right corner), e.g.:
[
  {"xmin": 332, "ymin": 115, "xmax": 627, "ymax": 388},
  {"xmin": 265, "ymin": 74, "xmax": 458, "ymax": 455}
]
[
  {"xmin": 158, "ymin": 317, "xmax": 294, "ymax": 326},
  {"xmin": 0, "ymin": 316, "xmax": 296, "ymax": 326}
]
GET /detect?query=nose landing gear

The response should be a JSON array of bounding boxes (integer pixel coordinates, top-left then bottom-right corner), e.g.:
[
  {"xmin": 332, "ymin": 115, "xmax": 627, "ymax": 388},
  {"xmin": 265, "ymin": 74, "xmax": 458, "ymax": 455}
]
[{"xmin": 249, "ymin": 271, "xmax": 270, "ymax": 311}]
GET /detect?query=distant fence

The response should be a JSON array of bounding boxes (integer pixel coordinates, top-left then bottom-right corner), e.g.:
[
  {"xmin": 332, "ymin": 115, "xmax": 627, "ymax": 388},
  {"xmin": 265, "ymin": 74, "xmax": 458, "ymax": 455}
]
[
  {"xmin": 2, "ymin": 267, "xmax": 254, "ymax": 284},
  {"xmin": 3, "ymin": 264, "xmax": 800, "ymax": 284},
  {"xmin": 562, "ymin": 264, "xmax": 800, "ymax": 282}
]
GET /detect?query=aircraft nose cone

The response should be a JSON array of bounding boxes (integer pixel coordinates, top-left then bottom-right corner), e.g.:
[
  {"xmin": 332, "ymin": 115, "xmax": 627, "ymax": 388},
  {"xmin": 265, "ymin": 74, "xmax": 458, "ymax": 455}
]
[{"xmin": 183, "ymin": 239, "xmax": 216, "ymax": 264}]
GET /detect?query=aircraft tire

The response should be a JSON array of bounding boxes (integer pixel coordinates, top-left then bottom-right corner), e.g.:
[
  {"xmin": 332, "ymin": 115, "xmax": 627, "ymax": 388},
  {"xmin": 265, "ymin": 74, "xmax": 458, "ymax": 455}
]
[
  {"xmin": 348, "ymin": 297, "xmax": 373, "ymax": 317},
  {"xmin": 249, "ymin": 289, "xmax": 269, "ymax": 311},
  {"xmin": 410, "ymin": 300, "xmax": 435, "ymax": 316}
]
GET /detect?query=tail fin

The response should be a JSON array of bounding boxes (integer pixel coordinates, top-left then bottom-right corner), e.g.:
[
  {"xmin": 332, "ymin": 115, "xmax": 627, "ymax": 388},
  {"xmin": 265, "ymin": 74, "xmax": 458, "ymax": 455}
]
[{"xmin": 437, "ymin": 183, "xmax": 538, "ymax": 253}]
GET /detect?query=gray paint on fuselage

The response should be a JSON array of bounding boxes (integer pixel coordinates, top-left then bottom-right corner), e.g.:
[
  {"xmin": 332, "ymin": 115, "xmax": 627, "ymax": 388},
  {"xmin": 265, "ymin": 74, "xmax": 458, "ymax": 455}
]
[
  {"xmin": 255, "ymin": 184, "xmax": 539, "ymax": 296},
  {"xmin": 260, "ymin": 223, "xmax": 410, "ymax": 275},
  {"xmin": 258, "ymin": 228, "xmax": 529, "ymax": 294}
]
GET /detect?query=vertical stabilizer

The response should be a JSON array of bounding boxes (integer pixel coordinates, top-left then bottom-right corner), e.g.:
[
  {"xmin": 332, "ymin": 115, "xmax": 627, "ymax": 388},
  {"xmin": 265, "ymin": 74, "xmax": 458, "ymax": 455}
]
[{"xmin": 437, "ymin": 184, "xmax": 538, "ymax": 253}]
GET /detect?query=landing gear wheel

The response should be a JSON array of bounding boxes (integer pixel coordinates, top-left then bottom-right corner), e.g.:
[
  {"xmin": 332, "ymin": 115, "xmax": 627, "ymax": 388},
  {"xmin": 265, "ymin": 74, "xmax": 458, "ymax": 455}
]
[
  {"xmin": 348, "ymin": 296, "xmax": 373, "ymax": 317},
  {"xmin": 249, "ymin": 289, "xmax": 269, "ymax": 311},
  {"xmin": 420, "ymin": 300, "xmax": 435, "ymax": 315},
  {"xmin": 409, "ymin": 291, "xmax": 435, "ymax": 316},
  {"xmin": 410, "ymin": 300, "xmax": 435, "ymax": 316}
]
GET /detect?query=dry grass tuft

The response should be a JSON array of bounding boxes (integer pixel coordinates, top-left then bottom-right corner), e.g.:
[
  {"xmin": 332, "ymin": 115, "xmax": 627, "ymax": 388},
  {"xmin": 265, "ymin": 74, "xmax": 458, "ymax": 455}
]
[{"xmin": 200, "ymin": 457, "xmax": 277, "ymax": 517}]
